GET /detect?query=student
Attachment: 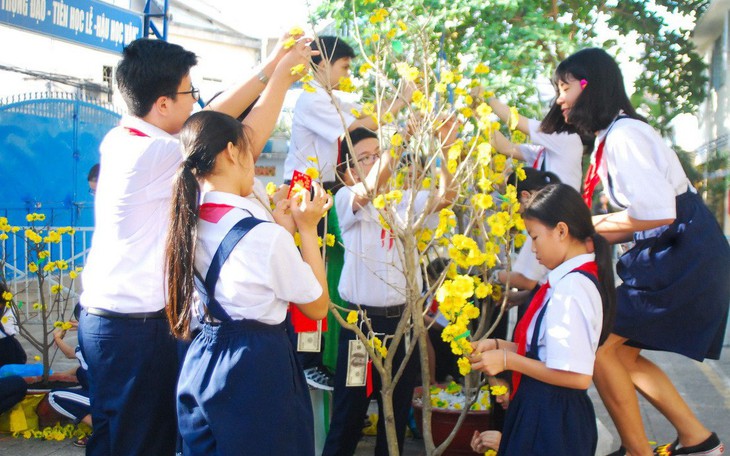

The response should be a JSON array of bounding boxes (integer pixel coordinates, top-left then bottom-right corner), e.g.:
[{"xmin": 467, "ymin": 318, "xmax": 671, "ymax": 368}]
[
  {"xmin": 165, "ymin": 110, "xmax": 331, "ymax": 455},
  {"xmin": 78, "ymin": 35, "xmax": 311, "ymax": 456},
  {"xmin": 0, "ymin": 284, "xmax": 26, "ymax": 368},
  {"xmin": 284, "ymin": 35, "xmax": 412, "ymax": 189},
  {"xmin": 544, "ymin": 47, "xmax": 730, "ymax": 456},
  {"xmin": 323, "ymin": 126, "xmax": 455, "ymax": 456},
  {"xmin": 48, "ymin": 309, "xmax": 92, "ymax": 448},
  {"xmin": 0, "ymin": 376, "xmax": 27, "ymax": 415},
  {"xmin": 487, "ymin": 94, "xmax": 583, "ymax": 190},
  {"xmin": 470, "ymin": 183, "xmax": 616, "ymax": 456}
]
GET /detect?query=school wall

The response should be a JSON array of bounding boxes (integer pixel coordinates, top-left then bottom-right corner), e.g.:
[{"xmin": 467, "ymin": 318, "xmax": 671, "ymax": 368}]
[{"xmin": 693, "ymin": 1, "xmax": 730, "ymax": 236}]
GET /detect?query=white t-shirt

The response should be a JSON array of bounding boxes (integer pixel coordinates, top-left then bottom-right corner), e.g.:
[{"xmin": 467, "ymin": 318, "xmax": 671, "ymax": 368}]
[
  {"xmin": 526, "ymin": 253, "xmax": 603, "ymax": 376},
  {"xmin": 81, "ymin": 116, "xmax": 182, "ymax": 313},
  {"xmin": 284, "ymin": 82, "xmax": 359, "ymax": 182},
  {"xmin": 336, "ymin": 187, "xmax": 428, "ymax": 307},
  {"xmin": 518, "ymin": 118, "xmax": 583, "ymax": 191},
  {"xmin": 194, "ymin": 192, "xmax": 322, "ymax": 325},
  {"xmin": 512, "ymin": 119, "xmax": 583, "ymax": 283},
  {"xmin": 595, "ymin": 117, "xmax": 690, "ymax": 220}
]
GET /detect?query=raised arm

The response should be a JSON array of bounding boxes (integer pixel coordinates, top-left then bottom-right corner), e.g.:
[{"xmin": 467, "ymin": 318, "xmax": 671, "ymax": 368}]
[
  {"xmin": 488, "ymin": 96, "xmax": 532, "ymax": 135},
  {"xmin": 491, "ymin": 130, "xmax": 526, "ymax": 161}
]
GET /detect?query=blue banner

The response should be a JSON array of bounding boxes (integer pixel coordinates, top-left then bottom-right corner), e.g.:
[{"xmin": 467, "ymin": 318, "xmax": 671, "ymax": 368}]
[{"xmin": 0, "ymin": 0, "xmax": 143, "ymax": 54}]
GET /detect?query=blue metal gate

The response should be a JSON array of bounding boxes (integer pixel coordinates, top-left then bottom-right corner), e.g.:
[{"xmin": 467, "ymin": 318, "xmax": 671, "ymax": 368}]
[{"xmin": 0, "ymin": 92, "xmax": 121, "ymax": 227}]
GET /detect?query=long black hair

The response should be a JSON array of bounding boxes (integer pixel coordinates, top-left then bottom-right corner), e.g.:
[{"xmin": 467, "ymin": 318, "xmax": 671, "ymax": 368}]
[
  {"xmin": 522, "ymin": 184, "xmax": 616, "ymax": 344},
  {"xmin": 507, "ymin": 167, "xmax": 560, "ymax": 193},
  {"xmin": 541, "ymin": 48, "xmax": 646, "ymax": 136},
  {"xmin": 165, "ymin": 111, "xmax": 250, "ymax": 338}
]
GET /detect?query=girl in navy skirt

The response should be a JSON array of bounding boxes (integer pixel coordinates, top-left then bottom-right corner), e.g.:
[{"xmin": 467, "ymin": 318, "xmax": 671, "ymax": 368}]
[
  {"xmin": 542, "ymin": 48, "xmax": 730, "ymax": 456},
  {"xmin": 470, "ymin": 184, "xmax": 616, "ymax": 455},
  {"xmin": 164, "ymin": 111, "xmax": 332, "ymax": 456}
]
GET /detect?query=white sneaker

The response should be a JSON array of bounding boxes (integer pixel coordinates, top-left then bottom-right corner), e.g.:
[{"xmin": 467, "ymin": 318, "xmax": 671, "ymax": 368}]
[{"xmin": 304, "ymin": 367, "xmax": 334, "ymax": 391}]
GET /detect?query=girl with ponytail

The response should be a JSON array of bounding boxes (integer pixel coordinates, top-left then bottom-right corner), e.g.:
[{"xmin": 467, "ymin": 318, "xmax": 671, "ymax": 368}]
[
  {"xmin": 470, "ymin": 183, "xmax": 615, "ymax": 456},
  {"xmin": 165, "ymin": 110, "xmax": 331, "ymax": 455}
]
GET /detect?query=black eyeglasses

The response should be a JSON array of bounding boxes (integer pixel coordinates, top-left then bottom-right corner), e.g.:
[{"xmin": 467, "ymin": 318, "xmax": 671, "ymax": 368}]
[{"xmin": 175, "ymin": 85, "xmax": 200, "ymax": 101}]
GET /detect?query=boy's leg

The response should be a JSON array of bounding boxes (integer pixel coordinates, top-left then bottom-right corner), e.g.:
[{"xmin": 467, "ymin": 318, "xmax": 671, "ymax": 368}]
[
  {"xmin": 322, "ymin": 328, "xmax": 372, "ymax": 456},
  {"xmin": 80, "ymin": 310, "xmax": 178, "ymax": 456},
  {"xmin": 0, "ymin": 376, "xmax": 27, "ymax": 414}
]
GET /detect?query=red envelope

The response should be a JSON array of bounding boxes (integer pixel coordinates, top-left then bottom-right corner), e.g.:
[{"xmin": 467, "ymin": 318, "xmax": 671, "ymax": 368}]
[{"xmin": 287, "ymin": 170, "xmax": 312, "ymax": 198}]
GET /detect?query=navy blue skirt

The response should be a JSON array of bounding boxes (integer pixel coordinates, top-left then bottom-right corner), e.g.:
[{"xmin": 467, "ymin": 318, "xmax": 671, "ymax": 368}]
[
  {"xmin": 498, "ymin": 376, "xmax": 597, "ymax": 456},
  {"xmin": 615, "ymin": 191, "xmax": 730, "ymax": 361},
  {"xmin": 177, "ymin": 319, "xmax": 314, "ymax": 456}
]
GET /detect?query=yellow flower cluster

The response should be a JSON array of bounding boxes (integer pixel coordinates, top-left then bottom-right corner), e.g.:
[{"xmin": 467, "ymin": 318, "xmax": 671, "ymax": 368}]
[
  {"xmin": 51, "ymin": 285, "xmax": 63, "ymax": 294},
  {"xmin": 426, "ymin": 382, "xmax": 493, "ymax": 411},
  {"xmin": 53, "ymin": 321, "xmax": 74, "ymax": 330},
  {"xmin": 304, "ymin": 167, "xmax": 319, "ymax": 180},
  {"xmin": 372, "ymin": 190, "xmax": 403, "ymax": 210},
  {"xmin": 370, "ymin": 336, "xmax": 387, "ymax": 358},
  {"xmin": 395, "ymin": 63, "xmax": 420, "ymax": 82},
  {"xmin": 346, "ymin": 310, "xmax": 358, "ymax": 325},
  {"xmin": 14, "ymin": 423, "xmax": 90, "ymax": 442},
  {"xmin": 434, "ymin": 208, "xmax": 456, "ymax": 239},
  {"xmin": 369, "ymin": 8, "xmax": 388, "ymax": 24},
  {"xmin": 2, "ymin": 291, "xmax": 12, "ymax": 302},
  {"xmin": 25, "ymin": 213, "xmax": 46, "ymax": 222},
  {"xmin": 338, "ymin": 77, "xmax": 355, "ymax": 93},
  {"xmin": 448, "ymin": 235, "xmax": 489, "ymax": 269},
  {"xmin": 25, "ymin": 229, "xmax": 42, "ymax": 244}
]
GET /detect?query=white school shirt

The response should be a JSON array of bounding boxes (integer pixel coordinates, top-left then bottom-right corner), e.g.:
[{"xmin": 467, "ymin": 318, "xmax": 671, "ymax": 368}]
[
  {"xmin": 283, "ymin": 82, "xmax": 359, "ymax": 182},
  {"xmin": 513, "ymin": 119, "xmax": 583, "ymax": 283},
  {"xmin": 595, "ymin": 117, "xmax": 691, "ymax": 220},
  {"xmin": 518, "ymin": 118, "xmax": 583, "ymax": 191},
  {"xmin": 336, "ymin": 187, "xmax": 428, "ymax": 307},
  {"xmin": 526, "ymin": 253, "xmax": 603, "ymax": 376},
  {"xmin": 194, "ymin": 192, "xmax": 322, "ymax": 324},
  {"xmin": 81, "ymin": 116, "xmax": 182, "ymax": 313},
  {"xmin": 0, "ymin": 307, "xmax": 18, "ymax": 337}
]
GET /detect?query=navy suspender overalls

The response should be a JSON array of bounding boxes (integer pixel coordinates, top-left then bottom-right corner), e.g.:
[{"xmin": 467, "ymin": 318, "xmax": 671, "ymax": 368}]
[
  {"xmin": 498, "ymin": 270, "xmax": 599, "ymax": 456},
  {"xmin": 176, "ymin": 215, "xmax": 315, "ymax": 456}
]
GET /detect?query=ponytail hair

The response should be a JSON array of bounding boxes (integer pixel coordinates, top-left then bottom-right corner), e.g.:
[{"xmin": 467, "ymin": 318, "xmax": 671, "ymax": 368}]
[
  {"xmin": 522, "ymin": 184, "xmax": 616, "ymax": 344},
  {"xmin": 507, "ymin": 167, "xmax": 561, "ymax": 193},
  {"xmin": 165, "ymin": 111, "xmax": 250, "ymax": 338}
]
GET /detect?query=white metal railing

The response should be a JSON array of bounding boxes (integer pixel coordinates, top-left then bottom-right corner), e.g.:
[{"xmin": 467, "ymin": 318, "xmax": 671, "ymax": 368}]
[{"xmin": 1, "ymin": 227, "xmax": 94, "ymax": 321}]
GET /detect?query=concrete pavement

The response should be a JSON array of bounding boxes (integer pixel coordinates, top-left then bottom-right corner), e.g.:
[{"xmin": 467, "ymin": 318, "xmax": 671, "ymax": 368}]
[{"xmin": 2, "ymin": 323, "xmax": 729, "ymax": 455}]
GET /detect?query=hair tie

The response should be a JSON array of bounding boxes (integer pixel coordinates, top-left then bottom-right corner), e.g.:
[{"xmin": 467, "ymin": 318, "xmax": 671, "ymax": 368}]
[{"xmin": 580, "ymin": 79, "xmax": 588, "ymax": 89}]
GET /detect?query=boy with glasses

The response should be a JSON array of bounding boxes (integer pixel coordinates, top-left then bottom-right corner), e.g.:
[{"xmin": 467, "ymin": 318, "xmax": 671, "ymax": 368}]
[{"xmin": 78, "ymin": 36, "xmax": 311, "ymax": 456}]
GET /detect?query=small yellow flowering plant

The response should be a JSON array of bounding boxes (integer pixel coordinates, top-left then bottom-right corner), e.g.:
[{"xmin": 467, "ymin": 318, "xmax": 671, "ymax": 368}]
[{"xmin": 0, "ymin": 214, "xmax": 82, "ymax": 384}]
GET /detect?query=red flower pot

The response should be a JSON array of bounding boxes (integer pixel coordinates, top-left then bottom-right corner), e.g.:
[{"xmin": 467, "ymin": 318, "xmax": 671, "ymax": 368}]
[{"xmin": 412, "ymin": 386, "xmax": 494, "ymax": 455}]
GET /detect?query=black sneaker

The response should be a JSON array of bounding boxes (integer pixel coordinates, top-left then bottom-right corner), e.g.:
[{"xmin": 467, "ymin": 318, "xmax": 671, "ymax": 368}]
[
  {"xmin": 654, "ymin": 432, "xmax": 724, "ymax": 456},
  {"xmin": 304, "ymin": 367, "xmax": 334, "ymax": 391}
]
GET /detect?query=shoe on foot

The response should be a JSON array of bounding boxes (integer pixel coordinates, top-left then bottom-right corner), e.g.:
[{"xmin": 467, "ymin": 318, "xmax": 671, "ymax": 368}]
[
  {"xmin": 72, "ymin": 435, "xmax": 89, "ymax": 448},
  {"xmin": 654, "ymin": 432, "xmax": 724, "ymax": 456},
  {"xmin": 304, "ymin": 367, "xmax": 334, "ymax": 391},
  {"xmin": 606, "ymin": 447, "xmax": 626, "ymax": 456}
]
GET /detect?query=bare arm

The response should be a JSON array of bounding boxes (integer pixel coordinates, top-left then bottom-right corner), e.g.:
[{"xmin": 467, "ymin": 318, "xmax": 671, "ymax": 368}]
[
  {"xmin": 351, "ymin": 151, "xmax": 395, "ymax": 211},
  {"xmin": 488, "ymin": 96, "xmax": 531, "ymax": 135},
  {"xmin": 427, "ymin": 117, "xmax": 458, "ymax": 213},
  {"xmin": 290, "ymin": 184, "xmax": 332, "ymax": 320},
  {"xmin": 470, "ymin": 347, "xmax": 592, "ymax": 390},
  {"xmin": 53, "ymin": 329, "xmax": 77, "ymax": 360},
  {"xmin": 593, "ymin": 210, "xmax": 674, "ymax": 244},
  {"xmin": 205, "ymin": 32, "xmax": 302, "ymax": 119},
  {"xmin": 491, "ymin": 130, "xmax": 526, "ymax": 161}
]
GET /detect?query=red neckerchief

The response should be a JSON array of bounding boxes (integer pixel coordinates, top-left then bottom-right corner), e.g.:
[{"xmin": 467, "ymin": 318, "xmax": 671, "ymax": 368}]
[
  {"xmin": 124, "ymin": 127, "xmax": 149, "ymax": 137},
  {"xmin": 532, "ymin": 147, "xmax": 545, "ymax": 169},
  {"xmin": 199, "ymin": 203, "xmax": 235, "ymax": 223},
  {"xmin": 511, "ymin": 261, "xmax": 598, "ymax": 398},
  {"xmin": 582, "ymin": 139, "xmax": 605, "ymax": 208}
]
